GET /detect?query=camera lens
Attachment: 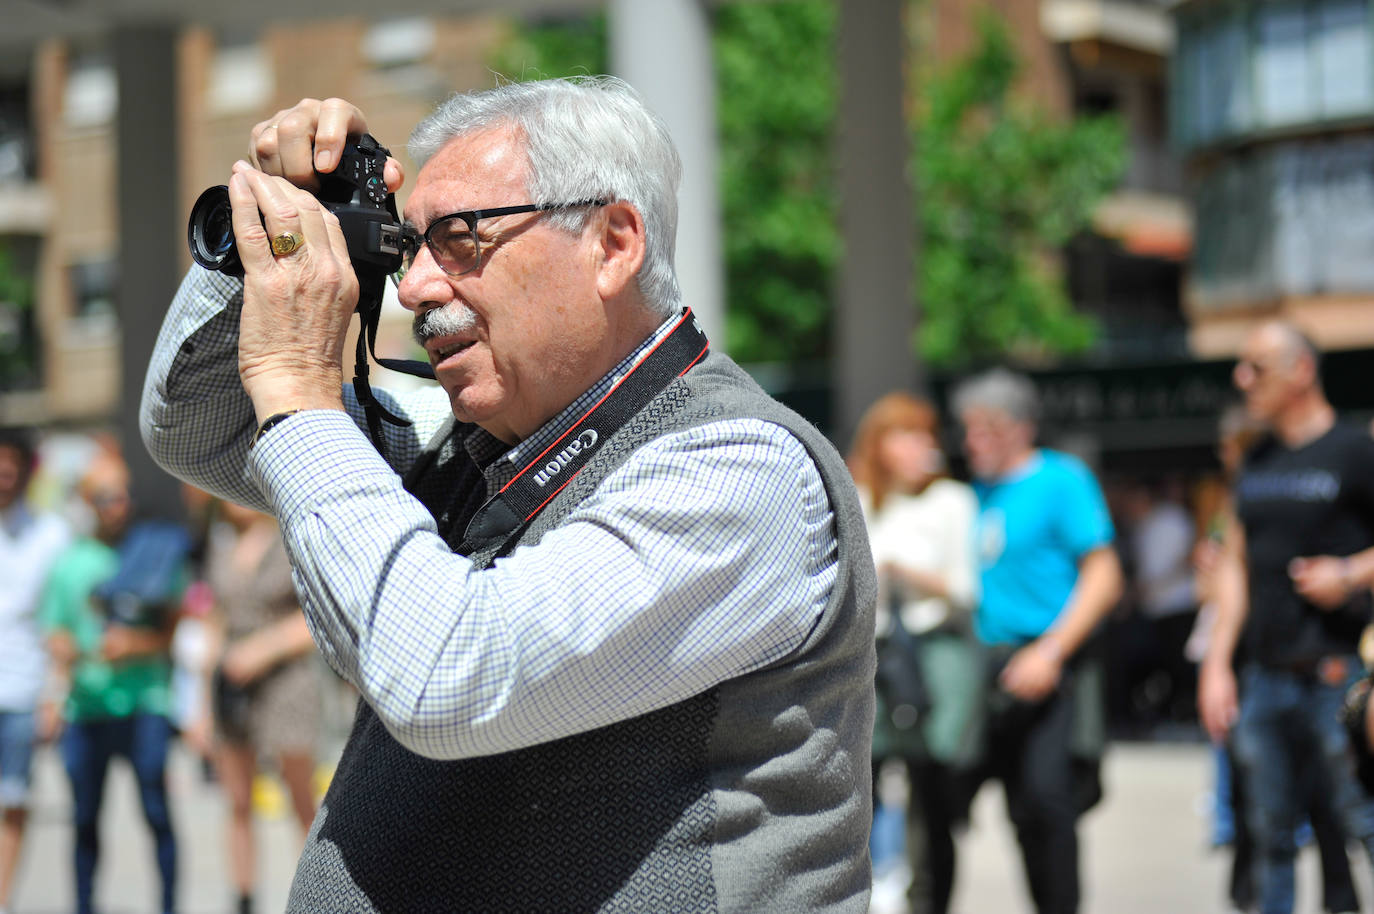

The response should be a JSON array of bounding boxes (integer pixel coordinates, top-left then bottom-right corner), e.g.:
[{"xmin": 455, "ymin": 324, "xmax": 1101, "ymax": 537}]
[{"xmin": 187, "ymin": 185, "xmax": 243, "ymax": 277}]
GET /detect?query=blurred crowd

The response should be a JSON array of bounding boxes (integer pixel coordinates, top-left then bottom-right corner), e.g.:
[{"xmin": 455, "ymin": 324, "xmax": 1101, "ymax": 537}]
[
  {"xmin": 0, "ymin": 431, "xmax": 350, "ymax": 914},
  {"xmin": 853, "ymin": 320, "xmax": 1374, "ymax": 914},
  {"xmin": 2, "ymin": 316, "xmax": 1372, "ymax": 914}
]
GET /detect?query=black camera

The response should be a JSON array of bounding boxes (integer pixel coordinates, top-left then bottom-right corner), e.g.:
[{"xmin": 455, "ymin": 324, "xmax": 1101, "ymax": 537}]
[
  {"xmin": 186, "ymin": 132, "xmax": 432, "ymax": 456},
  {"xmin": 187, "ymin": 133, "xmax": 405, "ymax": 285}
]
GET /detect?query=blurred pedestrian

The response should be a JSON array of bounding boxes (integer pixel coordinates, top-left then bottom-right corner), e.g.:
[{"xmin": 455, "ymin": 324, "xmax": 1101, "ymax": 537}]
[
  {"xmin": 1198, "ymin": 321, "xmax": 1374, "ymax": 914},
  {"xmin": 40, "ymin": 451, "xmax": 184, "ymax": 914},
  {"xmin": 849, "ymin": 393, "xmax": 978, "ymax": 914},
  {"xmin": 1192, "ymin": 403, "xmax": 1358, "ymax": 914},
  {"xmin": 1122, "ymin": 478, "xmax": 1198, "ymax": 729},
  {"xmin": 169, "ymin": 484, "xmax": 218, "ymax": 763},
  {"xmin": 0, "ymin": 428, "xmax": 71, "ymax": 914},
  {"xmin": 202, "ymin": 499, "xmax": 319, "ymax": 914},
  {"xmin": 953, "ymin": 368, "xmax": 1123, "ymax": 914}
]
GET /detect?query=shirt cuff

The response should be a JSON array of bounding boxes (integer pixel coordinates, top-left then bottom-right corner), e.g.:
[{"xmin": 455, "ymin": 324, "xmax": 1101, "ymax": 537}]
[{"xmin": 247, "ymin": 409, "xmax": 401, "ymax": 524}]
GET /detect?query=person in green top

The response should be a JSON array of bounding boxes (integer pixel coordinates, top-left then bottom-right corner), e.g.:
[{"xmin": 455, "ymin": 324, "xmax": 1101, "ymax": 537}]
[{"xmin": 41, "ymin": 451, "xmax": 179, "ymax": 914}]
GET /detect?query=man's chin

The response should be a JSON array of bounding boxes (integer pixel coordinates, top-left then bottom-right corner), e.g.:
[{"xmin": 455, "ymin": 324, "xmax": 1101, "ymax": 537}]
[{"xmin": 445, "ymin": 388, "xmax": 508, "ymax": 436}]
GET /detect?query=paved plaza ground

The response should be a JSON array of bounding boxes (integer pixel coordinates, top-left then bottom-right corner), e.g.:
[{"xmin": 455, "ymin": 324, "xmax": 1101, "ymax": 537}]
[{"xmin": 6, "ymin": 739, "xmax": 1366, "ymax": 913}]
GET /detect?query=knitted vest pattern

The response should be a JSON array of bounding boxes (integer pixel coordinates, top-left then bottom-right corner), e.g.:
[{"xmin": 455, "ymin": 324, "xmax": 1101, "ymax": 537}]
[{"xmin": 286, "ymin": 352, "xmax": 876, "ymax": 913}]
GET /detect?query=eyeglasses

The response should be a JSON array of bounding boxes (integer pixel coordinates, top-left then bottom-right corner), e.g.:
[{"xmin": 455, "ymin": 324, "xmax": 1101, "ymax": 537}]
[{"xmin": 395, "ymin": 200, "xmax": 608, "ymax": 281}]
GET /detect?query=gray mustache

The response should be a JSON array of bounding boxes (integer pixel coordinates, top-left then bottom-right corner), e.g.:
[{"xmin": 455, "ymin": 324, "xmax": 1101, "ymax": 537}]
[{"xmin": 413, "ymin": 305, "xmax": 478, "ymax": 346}]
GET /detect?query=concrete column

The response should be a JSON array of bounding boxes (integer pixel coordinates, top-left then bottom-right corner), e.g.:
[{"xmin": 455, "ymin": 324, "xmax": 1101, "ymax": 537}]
[
  {"xmin": 834, "ymin": 0, "xmax": 918, "ymax": 446},
  {"xmin": 608, "ymin": 0, "xmax": 725, "ymax": 348},
  {"xmin": 113, "ymin": 24, "xmax": 184, "ymax": 520}
]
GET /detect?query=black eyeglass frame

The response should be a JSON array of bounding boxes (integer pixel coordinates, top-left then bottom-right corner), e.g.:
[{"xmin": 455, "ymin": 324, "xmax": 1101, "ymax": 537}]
[{"xmin": 396, "ymin": 199, "xmax": 609, "ymax": 280}]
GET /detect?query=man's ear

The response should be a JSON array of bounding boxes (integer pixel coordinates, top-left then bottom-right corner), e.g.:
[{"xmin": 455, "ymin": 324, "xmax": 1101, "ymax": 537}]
[
  {"xmin": 1294, "ymin": 350, "xmax": 1319, "ymax": 391},
  {"xmin": 595, "ymin": 201, "xmax": 647, "ymax": 301}
]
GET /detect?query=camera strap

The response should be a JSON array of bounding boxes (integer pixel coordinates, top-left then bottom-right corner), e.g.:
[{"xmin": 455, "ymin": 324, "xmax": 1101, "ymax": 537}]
[
  {"xmin": 351, "ymin": 274, "xmax": 437, "ymax": 461},
  {"xmin": 459, "ymin": 308, "xmax": 709, "ymax": 553}
]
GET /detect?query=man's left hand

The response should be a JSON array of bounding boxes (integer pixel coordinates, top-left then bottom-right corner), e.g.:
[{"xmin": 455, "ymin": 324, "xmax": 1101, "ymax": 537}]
[
  {"xmin": 999, "ymin": 640, "xmax": 1063, "ymax": 702},
  {"xmin": 1290, "ymin": 555, "xmax": 1352, "ymax": 610},
  {"xmin": 100, "ymin": 625, "xmax": 142, "ymax": 663}
]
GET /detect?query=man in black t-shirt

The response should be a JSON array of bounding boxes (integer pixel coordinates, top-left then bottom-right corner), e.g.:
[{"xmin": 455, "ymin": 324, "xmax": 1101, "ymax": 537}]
[{"xmin": 1199, "ymin": 321, "xmax": 1374, "ymax": 914}]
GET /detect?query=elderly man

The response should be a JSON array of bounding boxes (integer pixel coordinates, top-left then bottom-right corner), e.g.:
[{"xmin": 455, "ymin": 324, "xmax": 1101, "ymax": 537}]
[
  {"xmin": 1199, "ymin": 321, "xmax": 1374, "ymax": 914},
  {"xmin": 952, "ymin": 368, "xmax": 1122, "ymax": 914},
  {"xmin": 141, "ymin": 77, "xmax": 875, "ymax": 913}
]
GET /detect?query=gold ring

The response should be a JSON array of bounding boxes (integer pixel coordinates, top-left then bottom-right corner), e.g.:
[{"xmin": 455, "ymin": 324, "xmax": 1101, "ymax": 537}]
[{"xmin": 271, "ymin": 231, "xmax": 305, "ymax": 257}]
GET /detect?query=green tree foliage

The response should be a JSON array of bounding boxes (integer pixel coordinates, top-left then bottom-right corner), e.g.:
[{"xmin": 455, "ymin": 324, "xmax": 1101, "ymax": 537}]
[
  {"xmin": 489, "ymin": 3, "xmax": 1122, "ymax": 368},
  {"xmin": 0, "ymin": 240, "xmax": 37, "ymax": 389},
  {"xmin": 915, "ymin": 14, "xmax": 1123, "ymax": 367},
  {"xmin": 489, "ymin": 2, "xmax": 836, "ymax": 363},
  {"xmin": 489, "ymin": 13, "xmax": 608, "ymax": 81},
  {"xmin": 713, "ymin": 1, "xmax": 837, "ymax": 362}
]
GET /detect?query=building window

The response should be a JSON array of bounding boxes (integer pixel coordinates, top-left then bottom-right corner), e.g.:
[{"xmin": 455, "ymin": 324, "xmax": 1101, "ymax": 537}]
[
  {"xmin": 1189, "ymin": 133, "xmax": 1374, "ymax": 309},
  {"xmin": 0, "ymin": 236, "xmax": 40, "ymax": 390},
  {"xmin": 1315, "ymin": 0, "xmax": 1373, "ymax": 116},
  {"xmin": 0, "ymin": 81, "xmax": 34, "ymax": 183},
  {"xmin": 68, "ymin": 258, "xmax": 117, "ymax": 334},
  {"xmin": 362, "ymin": 18, "xmax": 435, "ymax": 68},
  {"xmin": 1174, "ymin": 0, "xmax": 1374, "ymax": 152},
  {"xmin": 209, "ymin": 35, "xmax": 273, "ymax": 116},
  {"xmin": 63, "ymin": 51, "xmax": 117, "ymax": 129},
  {"xmin": 1255, "ymin": 1, "xmax": 1313, "ymax": 127}
]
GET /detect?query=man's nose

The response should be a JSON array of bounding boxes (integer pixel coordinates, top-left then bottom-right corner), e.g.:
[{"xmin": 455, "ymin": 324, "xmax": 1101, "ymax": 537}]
[{"xmin": 396, "ymin": 244, "xmax": 450, "ymax": 314}]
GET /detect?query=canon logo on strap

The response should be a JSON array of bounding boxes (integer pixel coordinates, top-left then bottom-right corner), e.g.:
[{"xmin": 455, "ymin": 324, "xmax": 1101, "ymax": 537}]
[{"xmin": 533, "ymin": 429, "xmax": 600, "ymax": 488}]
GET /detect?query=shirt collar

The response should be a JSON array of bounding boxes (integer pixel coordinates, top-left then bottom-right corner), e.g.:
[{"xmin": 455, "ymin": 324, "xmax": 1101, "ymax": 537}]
[{"xmin": 463, "ymin": 308, "xmax": 687, "ymax": 495}]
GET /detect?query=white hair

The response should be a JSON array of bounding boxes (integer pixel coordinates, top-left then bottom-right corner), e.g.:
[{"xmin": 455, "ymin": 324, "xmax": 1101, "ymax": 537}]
[
  {"xmin": 951, "ymin": 368, "xmax": 1041, "ymax": 425},
  {"xmin": 408, "ymin": 75, "xmax": 682, "ymax": 318}
]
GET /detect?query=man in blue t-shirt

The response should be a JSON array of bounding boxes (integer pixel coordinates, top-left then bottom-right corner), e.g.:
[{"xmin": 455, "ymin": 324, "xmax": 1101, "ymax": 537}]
[{"xmin": 953, "ymin": 368, "xmax": 1122, "ymax": 914}]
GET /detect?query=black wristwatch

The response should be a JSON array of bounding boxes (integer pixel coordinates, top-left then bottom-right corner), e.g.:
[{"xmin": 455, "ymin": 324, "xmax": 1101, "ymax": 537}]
[{"xmin": 252, "ymin": 410, "xmax": 302, "ymax": 447}]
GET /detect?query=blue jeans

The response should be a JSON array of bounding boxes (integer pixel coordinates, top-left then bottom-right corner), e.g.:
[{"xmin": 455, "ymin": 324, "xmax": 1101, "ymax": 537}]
[
  {"xmin": 0, "ymin": 710, "xmax": 36, "ymax": 809},
  {"xmin": 61, "ymin": 714, "xmax": 177, "ymax": 914},
  {"xmin": 1232, "ymin": 661, "xmax": 1374, "ymax": 914}
]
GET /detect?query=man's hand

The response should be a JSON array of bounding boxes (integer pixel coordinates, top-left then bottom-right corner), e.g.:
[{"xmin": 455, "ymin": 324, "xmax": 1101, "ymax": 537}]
[
  {"xmin": 249, "ymin": 97, "xmax": 404, "ymax": 192},
  {"xmin": 1199, "ymin": 661, "xmax": 1239, "ymax": 743},
  {"xmin": 1289, "ymin": 555, "xmax": 1352, "ymax": 610},
  {"xmin": 234, "ymin": 97, "xmax": 407, "ymax": 422},
  {"xmin": 221, "ymin": 632, "xmax": 281, "ymax": 686},
  {"xmin": 229, "ymin": 163, "xmax": 358, "ymax": 421},
  {"xmin": 999, "ymin": 639, "xmax": 1064, "ymax": 703},
  {"xmin": 100, "ymin": 625, "xmax": 138, "ymax": 662},
  {"xmin": 99, "ymin": 624, "xmax": 172, "ymax": 664}
]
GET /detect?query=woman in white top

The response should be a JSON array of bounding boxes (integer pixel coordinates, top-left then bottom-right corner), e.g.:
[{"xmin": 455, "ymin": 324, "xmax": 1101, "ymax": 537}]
[{"xmin": 849, "ymin": 392, "xmax": 979, "ymax": 914}]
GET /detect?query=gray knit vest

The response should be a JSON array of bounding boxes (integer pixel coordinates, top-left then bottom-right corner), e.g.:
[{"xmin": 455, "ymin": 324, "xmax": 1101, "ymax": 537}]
[{"xmin": 286, "ymin": 352, "xmax": 876, "ymax": 913}]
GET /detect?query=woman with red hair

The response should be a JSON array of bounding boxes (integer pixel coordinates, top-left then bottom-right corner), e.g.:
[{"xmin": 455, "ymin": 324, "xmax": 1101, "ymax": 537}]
[{"xmin": 849, "ymin": 392, "xmax": 979, "ymax": 914}]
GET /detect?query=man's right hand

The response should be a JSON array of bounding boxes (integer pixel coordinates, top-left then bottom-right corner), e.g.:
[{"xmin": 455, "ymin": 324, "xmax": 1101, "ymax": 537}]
[
  {"xmin": 249, "ymin": 97, "xmax": 405, "ymax": 193},
  {"xmin": 1198, "ymin": 660, "xmax": 1239, "ymax": 744}
]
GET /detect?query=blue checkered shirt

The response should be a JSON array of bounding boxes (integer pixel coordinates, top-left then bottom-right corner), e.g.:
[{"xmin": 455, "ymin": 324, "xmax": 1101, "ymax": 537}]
[{"xmin": 142, "ymin": 268, "xmax": 838, "ymax": 759}]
